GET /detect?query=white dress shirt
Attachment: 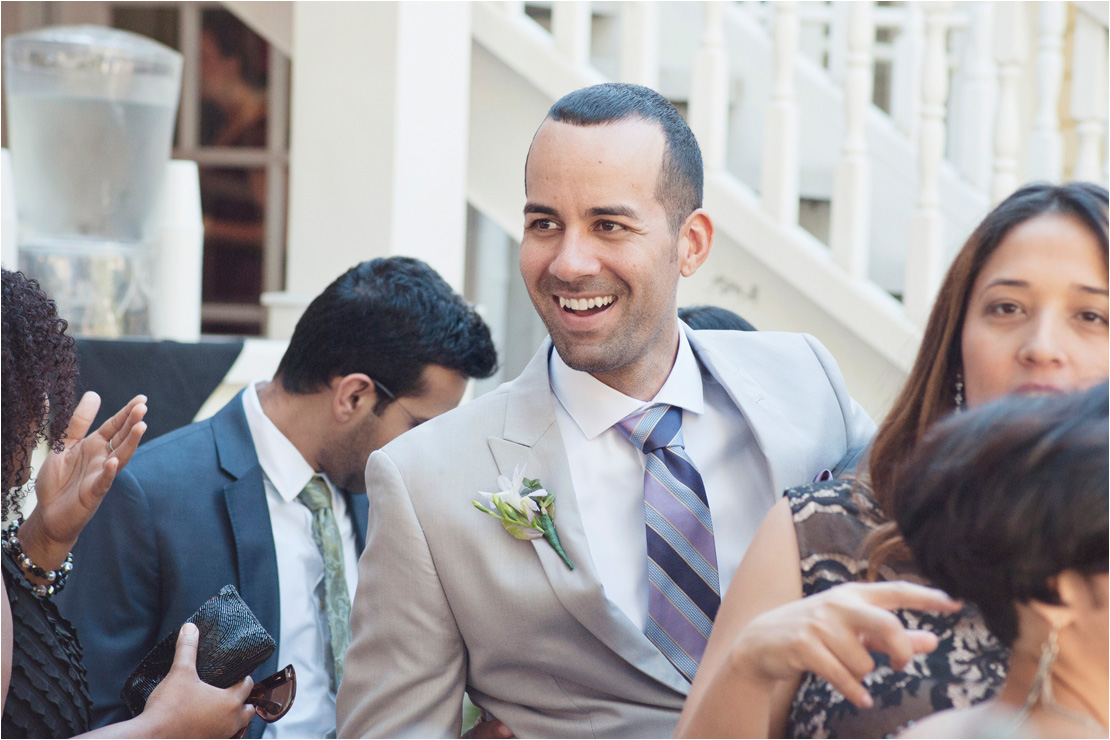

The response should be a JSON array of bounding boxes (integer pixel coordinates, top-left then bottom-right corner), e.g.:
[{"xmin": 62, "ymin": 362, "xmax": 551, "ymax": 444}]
[
  {"xmin": 549, "ymin": 328, "xmax": 775, "ymax": 631},
  {"xmin": 242, "ymin": 381, "xmax": 360, "ymax": 739}
]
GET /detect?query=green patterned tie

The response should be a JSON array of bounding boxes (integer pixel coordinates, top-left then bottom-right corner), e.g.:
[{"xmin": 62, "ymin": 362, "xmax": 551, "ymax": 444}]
[{"xmin": 297, "ymin": 476, "xmax": 350, "ymax": 692}]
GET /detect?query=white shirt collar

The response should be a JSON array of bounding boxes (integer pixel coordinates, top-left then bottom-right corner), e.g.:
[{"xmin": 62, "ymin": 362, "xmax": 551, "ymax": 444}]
[
  {"xmin": 242, "ymin": 380, "xmax": 329, "ymax": 502},
  {"xmin": 549, "ymin": 326, "xmax": 705, "ymax": 440}
]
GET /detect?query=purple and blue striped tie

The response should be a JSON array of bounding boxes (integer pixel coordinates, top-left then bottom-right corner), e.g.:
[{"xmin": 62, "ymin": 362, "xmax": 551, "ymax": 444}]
[{"xmin": 617, "ymin": 404, "xmax": 720, "ymax": 682}]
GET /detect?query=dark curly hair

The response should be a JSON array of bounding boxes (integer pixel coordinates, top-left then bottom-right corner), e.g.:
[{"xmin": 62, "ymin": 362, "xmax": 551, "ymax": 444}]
[{"xmin": 2, "ymin": 269, "xmax": 80, "ymax": 520}]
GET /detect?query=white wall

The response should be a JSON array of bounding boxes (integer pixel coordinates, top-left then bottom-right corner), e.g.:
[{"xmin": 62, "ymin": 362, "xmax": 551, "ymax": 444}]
[
  {"xmin": 276, "ymin": 1, "xmax": 473, "ymax": 336},
  {"xmin": 677, "ymin": 229, "xmax": 908, "ymax": 421}
]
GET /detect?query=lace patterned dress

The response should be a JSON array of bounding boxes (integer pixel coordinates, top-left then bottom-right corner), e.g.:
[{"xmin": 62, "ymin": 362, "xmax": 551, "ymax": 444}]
[
  {"xmin": 2, "ymin": 549, "xmax": 93, "ymax": 738},
  {"xmin": 784, "ymin": 481, "xmax": 1008, "ymax": 739}
]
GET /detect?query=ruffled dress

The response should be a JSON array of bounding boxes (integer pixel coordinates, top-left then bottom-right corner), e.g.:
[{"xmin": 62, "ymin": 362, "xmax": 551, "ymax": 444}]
[{"xmin": 2, "ymin": 548, "xmax": 92, "ymax": 738}]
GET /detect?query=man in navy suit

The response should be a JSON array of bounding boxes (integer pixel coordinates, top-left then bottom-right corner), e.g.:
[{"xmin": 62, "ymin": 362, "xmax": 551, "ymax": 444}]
[{"xmin": 59, "ymin": 257, "xmax": 497, "ymax": 738}]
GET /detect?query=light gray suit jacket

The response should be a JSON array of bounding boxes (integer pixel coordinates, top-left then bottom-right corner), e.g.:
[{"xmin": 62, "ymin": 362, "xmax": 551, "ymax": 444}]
[{"xmin": 337, "ymin": 328, "xmax": 875, "ymax": 738}]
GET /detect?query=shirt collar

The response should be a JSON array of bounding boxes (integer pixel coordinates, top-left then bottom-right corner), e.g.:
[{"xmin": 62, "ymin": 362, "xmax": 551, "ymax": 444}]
[
  {"xmin": 242, "ymin": 380, "xmax": 328, "ymax": 502},
  {"xmin": 549, "ymin": 326, "xmax": 705, "ymax": 440}
]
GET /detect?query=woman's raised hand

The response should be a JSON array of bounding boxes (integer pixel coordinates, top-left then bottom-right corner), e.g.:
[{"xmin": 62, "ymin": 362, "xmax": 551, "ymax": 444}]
[
  {"xmin": 731, "ymin": 581, "xmax": 961, "ymax": 709},
  {"xmin": 19, "ymin": 393, "xmax": 147, "ymax": 569}
]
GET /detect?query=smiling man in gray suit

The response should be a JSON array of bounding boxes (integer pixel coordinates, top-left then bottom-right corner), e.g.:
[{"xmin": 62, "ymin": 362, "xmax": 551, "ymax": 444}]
[{"xmin": 337, "ymin": 83, "xmax": 875, "ymax": 738}]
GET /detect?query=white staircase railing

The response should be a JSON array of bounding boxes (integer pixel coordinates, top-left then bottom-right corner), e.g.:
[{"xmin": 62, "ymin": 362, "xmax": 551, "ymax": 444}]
[
  {"xmin": 827, "ymin": 1, "xmax": 872, "ymax": 279},
  {"xmin": 904, "ymin": 2, "xmax": 952, "ymax": 325},
  {"xmin": 473, "ymin": 0, "xmax": 1107, "ymax": 345},
  {"xmin": 471, "ymin": 1, "xmax": 920, "ymax": 387},
  {"xmin": 760, "ymin": 2, "xmax": 800, "ymax": 227}
]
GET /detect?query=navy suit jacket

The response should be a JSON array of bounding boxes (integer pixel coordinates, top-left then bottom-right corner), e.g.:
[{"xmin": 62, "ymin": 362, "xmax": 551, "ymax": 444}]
[{"xmin": 57, "ymin": 391, "xmax": 369, "ymax": 737}]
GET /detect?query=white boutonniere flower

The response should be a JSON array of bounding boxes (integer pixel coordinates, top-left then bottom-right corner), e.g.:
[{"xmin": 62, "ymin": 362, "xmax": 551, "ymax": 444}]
[{"xmin": 473, "ymin": 466, "xmax": 574, "ymax": 570}]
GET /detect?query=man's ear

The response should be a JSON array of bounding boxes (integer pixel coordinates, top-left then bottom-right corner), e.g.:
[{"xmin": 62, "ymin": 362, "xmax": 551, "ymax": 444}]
[
  {"xmin": 678, "ymin": 209, "xmax": 713, "ymax": 278},
  {"xmin": 332, "ymin": 373, "xmax": 375, "ymax": 422}
]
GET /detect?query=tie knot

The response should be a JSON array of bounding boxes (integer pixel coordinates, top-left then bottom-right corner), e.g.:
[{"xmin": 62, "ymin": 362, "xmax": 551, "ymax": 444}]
[
  {"xmin": 297, "ymin": 476, "xmax": 333, "ymax": 513},
  {"xmin": 616, "ymin": 404, "xmax": 684, "ymax": 454}
]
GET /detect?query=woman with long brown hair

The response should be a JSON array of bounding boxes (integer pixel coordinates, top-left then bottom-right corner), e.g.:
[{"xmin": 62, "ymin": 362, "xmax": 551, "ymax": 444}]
[{"xmin": 675, "ymin": 181, "xmax": 1109, "ymax": 738}]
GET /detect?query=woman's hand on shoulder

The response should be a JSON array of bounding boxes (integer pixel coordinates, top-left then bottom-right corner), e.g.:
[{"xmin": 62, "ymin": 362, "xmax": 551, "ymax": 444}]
[
  {"xmin": 732, "ymin": 581, "xmax": 961, "ymax": 709},
  {"xmin": 19, "ymin": 393, "xmax": 147, "ymax": 569}
]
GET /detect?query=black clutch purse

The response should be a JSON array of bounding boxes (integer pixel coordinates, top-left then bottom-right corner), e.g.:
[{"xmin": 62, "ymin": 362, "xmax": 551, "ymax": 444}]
[{"xmin": 120, "ymin": 584, "xmax": 276, "ymax": 717}]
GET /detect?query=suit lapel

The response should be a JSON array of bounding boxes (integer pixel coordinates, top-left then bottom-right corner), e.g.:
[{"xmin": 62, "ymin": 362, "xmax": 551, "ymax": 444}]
[
  {"xmin": 343, "ymin": 490, "xmax": 369, "ymax": 553},
  {"xmin": 223, "ymin": 473, "xmax": 280, "ymax": 679},
  {"xmin": 212, "ymin": 395, "xmax": 281, "ymax": 684},
  {"xmin": 687, "ymin": 328, "xmax": 809, "ymax": 495},
  {"xmin": 489, "ymin": 342, "xmax": 691, "ymax": 695}
]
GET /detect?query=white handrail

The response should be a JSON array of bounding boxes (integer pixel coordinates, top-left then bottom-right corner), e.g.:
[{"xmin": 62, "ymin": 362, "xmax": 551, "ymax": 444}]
[
  {"xmin": 889, "ymin": 2, "xmax": 923, "ymax": 138},
  {"xmin": 829, "ymin": 1, "xmax": 874, "ymax": 279},
  {"xmin": 1071, "ymin": 10, "xmax": 1109, "ymax": 182},
  {"xmin": 991, "ymin": 2, "xmax": 1027, "ymax": 204},
  {"xmin": 620, "ymin": 3, "xmax": 660, "ymax": 88},
  {"xmin": 470, "ymin": 0, "xmax": 1106, "ymax": 348},
  {"xmin": 904, "ymin": 2, "xmax": 951, "ymax": 326},
  {"xmin": 760, "ymin": 1, "xmax": 800, "ymax": 226},
  {"xmin": 689, "ymin": 2, "xmax": 729, "ymax": 173},
  {"xmin": 951, "ymin": 3, "xmax": 996, "ymax": 190},
  {"xmin": 1028, "ymin": 2, "xmax": 1067, "ymax": 182},
  {"xmin": 552, "ymin": 1, "xmax": 591, "ymax": 67}
]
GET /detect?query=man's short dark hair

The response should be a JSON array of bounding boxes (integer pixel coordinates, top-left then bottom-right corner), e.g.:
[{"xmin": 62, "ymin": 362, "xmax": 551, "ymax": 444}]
[
  {"xmin": 896, "ymin": 384, "xmax": 1109, "ymax": 647},
  {"xmin": 678, "ymin": 305, "xmax": 757, "ymax": 332},
  {"xmin": 543, "ymin": 83, "xmax": 704, "ymax": 235},
  {"xmin": 276, "ymin": 257, "xmax": 497, "ymax": 412}
]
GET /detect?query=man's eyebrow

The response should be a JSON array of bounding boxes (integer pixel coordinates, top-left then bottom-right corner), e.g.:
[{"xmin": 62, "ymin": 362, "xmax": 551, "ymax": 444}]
[
  {"xmin": 586, "ymin": 205, "xmax": 640, "ymax": 220},
  {"xmin": 524, "ymin": 203, "xmax": 557, "ymax": 216}
]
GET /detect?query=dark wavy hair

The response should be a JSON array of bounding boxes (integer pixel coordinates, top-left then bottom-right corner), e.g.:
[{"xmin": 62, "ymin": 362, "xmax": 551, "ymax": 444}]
[
  {"xmin": 678, "ymin": 305, "xmax": 757, "ymax": 332},
  {"xmin": 276, "ymin": 257, "xmax": 497, "ymax": 413},
  {"xmin": 2, "ymin": 269, "xmax": 80, "ymax": 519},
  {"xmin": 897, "ymin": 385, "xmax": 1109, "ymax": 647}
]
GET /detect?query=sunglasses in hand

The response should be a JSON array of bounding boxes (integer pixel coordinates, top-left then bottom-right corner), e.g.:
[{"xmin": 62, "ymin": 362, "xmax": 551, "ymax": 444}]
[{"xmin": 233, "ymin": 664, "xmax": 296, "ymax": 738}]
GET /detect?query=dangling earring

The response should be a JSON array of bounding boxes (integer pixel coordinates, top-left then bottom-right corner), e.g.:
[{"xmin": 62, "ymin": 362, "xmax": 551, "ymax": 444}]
[
  {"xmin": 1005, "ymin": 624, "xmax": 1104, "ymax": 735},
  {"xmin": 954, "ymin": 371, "xmax": 965, "ymax": 412}
]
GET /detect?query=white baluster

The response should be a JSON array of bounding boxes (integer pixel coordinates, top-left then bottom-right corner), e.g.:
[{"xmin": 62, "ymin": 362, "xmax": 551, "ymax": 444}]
[
  {"xmin": 620, "ymin": 2, "xmax": 660, "ymax": 88},
  {"xmin": 501, "ymin": 1, "xmax": 525, "ymax": 16},
  {"xmin": 991, "ymin": 3, "xmax": 1027, "ymax": 205},
  {"xmin": 761, "ymin": 2, "xmax": 800, "ymax": 226},
  {"xmin": 1070, "ymin": 10, "xmax": 1108, "ymax": 183},
  {"xmin": 829, "ymin": 1, "xmax": 874, "ymax": 278},
  {"xmin": 826, "ymin": 2, "xmax": 852, "ymax": 83},
  {"xmin": 1027, "ymin": 2, "xmax": 1066, "ymax": 182},
  {"xmin": 952, "ymin": 3, "xmax": 996, "ymax": 190},
  {"xmin": 689, "ymin": 2, "xmax": 729, "ymax": 173},
  {"xmin": 889, "ymin": 3, "xmax": 924, "ymax": 138},
  {"xmin": 904, "ymin": 2, "xmax": 950, "ymax": 326},
  {"xmin": 553, "ymin": 2, "xmax": 592, "ymax": 67}
]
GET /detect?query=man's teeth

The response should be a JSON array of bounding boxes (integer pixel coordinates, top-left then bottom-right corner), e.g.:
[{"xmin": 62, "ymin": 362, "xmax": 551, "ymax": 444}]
[{"xmin": 559, "ymin": 296, "xmax": 615, "ymax": 311}]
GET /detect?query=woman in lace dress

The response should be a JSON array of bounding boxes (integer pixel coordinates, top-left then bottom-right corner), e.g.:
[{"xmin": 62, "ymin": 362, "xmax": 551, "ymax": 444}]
[
  {"xmin": 1, "ymin": 269, "xmax": 257, "ymax": 738},
  {"xmin": 677, "ymin": 182, "xmax": 1109, "ymax": 738},
  {"xmin": 898, "ymin": 387, "xmax": 1107, "ymax": 738}
]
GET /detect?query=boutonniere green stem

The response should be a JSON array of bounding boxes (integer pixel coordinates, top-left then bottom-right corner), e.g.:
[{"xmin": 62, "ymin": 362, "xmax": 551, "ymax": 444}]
[{"xmin": 473, "ymin": 467, "xmax": 574, "ymax": 570}]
